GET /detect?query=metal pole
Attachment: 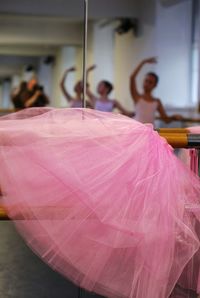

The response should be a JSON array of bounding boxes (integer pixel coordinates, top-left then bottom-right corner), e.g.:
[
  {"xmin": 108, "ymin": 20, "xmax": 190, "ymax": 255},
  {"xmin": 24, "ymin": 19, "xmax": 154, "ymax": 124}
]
[
  {"xmin": 78, "ymin": 2, "xmax": 88, "ymax": 294},
  {"xmin": 188, "ymin": 134, "xmax": 200, "ymax": 148},
  {"xmin": 82, "ymin": 0, "xmax": 88, "ymax": 108}
]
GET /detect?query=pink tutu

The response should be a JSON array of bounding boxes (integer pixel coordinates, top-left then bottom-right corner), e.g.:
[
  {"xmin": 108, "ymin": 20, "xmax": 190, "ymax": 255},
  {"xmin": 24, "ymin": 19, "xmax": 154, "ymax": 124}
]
[
  {"xmin": 0, "ymin": 108, "xmax": 200, "ymax": 298},
  {"xmin": 175, "ymin": 126, "xmax": 200, "ymax": 297}
]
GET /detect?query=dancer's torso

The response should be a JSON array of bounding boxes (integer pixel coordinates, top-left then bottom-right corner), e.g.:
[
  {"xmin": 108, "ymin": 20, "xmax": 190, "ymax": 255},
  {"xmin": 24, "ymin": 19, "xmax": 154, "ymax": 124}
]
[
  {"xmin": 70, "ymin": 100, "xmax": 82, "ymax": 108},
  {"xmin": 134, "ymin": 98, "xmax": 158, "ymax": 124},
  {"xmin": 95, "ymin": 99, "xmax": 114, "ymax": 112}
]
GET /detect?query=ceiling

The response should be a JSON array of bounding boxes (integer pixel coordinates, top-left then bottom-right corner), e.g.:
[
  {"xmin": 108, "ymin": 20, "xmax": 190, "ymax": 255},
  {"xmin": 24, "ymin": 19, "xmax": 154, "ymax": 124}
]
[{"xmin": 0, "ymin": 0, "xmax": 138, "ymax": 19}]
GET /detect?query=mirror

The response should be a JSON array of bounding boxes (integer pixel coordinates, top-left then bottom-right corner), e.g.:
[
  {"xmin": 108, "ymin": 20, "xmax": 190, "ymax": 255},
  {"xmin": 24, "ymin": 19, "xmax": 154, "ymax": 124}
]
[{"xmin": 0, "ymin": 0, "xmax": 199, "ymax": 118}]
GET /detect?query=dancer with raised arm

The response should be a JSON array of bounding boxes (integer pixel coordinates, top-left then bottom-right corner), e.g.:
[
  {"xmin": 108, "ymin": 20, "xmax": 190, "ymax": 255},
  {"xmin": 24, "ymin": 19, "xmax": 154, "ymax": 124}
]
[
  {"xmin": 60, "ymin": 67, "xmax": 84, "ymax": 108},
  {"xmin": 130, "ymin": 57, "xmax": 181, "ymax": 125},
  {"xmin": 87, "ymin": 65, "xmax": 133, "ymax": 116}
]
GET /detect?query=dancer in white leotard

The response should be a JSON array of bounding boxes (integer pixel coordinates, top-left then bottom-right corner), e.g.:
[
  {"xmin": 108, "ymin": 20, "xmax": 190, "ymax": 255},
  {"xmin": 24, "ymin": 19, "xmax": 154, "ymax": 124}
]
[
  {"xmin": 134, "ymin": 97, "xmax": 159, "ymax": 124},
  {"xmin": 130, "ymin": 57, "xmax": 182, "ymax": 125},
  {"xmin": 86, "ymin": 65, "xmax": 133, "ymax": 116}
]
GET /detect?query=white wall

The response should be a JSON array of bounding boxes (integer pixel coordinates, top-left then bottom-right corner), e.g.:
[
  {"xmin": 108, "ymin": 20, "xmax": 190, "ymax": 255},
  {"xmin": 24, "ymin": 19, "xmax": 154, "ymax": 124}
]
[
  {"xmin": 92, "ymin": 23, "xmax": 115, "ymax": 96},
  {"xmin": 0, "ymin": 15, "xmax": 83, "ymax": 46},
  {"xmin": 2, "ymin": 80, "xmax": 12, "ymax": 109},
  {"xmin": 155, "ymin": 0, "xmax": 192, "ymax": 107},
  {"xmin": 38, "ymin": 58, "xmax": 54, "ymax": 99},
  {"xmin": 11, "ymin": 75, "xmax": 21, "ymax": 89},
  {"xmin": 52, "ymin": 46, "xmax": 76, "ymax": 107},
  {"xmin": 114, "ymin": 25, "xmax": 157, "ymax": 110}
]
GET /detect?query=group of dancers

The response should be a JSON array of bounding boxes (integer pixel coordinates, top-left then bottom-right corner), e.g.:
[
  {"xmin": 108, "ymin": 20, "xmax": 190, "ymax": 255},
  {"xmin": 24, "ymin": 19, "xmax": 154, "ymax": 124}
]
[
  {"xmin": 0, "ymin": 57, "xmax": 199, "ymax": 298},
  {"xmin": 60, "ymin": 57, "xmax": 182, "ymax": 125},
  {"xmin": 11, "ymin": 57, "xmax": 182, "ymax": 126}
]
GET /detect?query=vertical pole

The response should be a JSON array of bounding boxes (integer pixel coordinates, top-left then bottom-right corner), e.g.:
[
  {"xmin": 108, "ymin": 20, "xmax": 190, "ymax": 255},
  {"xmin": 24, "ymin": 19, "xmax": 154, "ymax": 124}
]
[
  {"xmin": 78, "ymin": 2, "xmax": 89, "ymax": 294},
  {"xmin": 82, "ymin": 0, "xmax": 88, "ymax": 108}
]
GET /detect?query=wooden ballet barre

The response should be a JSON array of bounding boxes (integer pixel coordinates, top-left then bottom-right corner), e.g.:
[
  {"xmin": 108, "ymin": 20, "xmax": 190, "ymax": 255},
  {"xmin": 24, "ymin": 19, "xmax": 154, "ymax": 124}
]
[
  {"xmin": 159, "ymin": 133, "xmax": 188, "ymax": 148},
  {"xmin": 0, "ymin": 207, "xmax": 8, "ymax": 220},
  {"xmin": 157, "ymin": 128, "xmax": 189, "ymax": 133},
  {"xmin": 158, "ymin": 128, "xmax": 188, "ymax": 148},
  {"xmin": 157, "ymin": 129, "xmax": 200, "ymax": 149},
  {"xmin": 0, "ymin": 206, "xmax": 74, "ymax": 221},
  {"xmin": 0, "ymin": 108, "xmax": 15, "ymax": 114}
]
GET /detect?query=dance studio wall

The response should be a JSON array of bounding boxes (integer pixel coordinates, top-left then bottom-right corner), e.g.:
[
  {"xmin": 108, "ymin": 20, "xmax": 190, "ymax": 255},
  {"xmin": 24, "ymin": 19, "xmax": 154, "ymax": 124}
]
[
  {"xmin": 155, "ymin": 0, "xmax": 193, "ymax": 107},
  {"xmin": 37, "ymin": 57, "xmax": 54, "ymax": 98},
  {"xmin": 1, "ymin": 80, "xmax": 11, "ymax": 109},
  {"xmin": 52, "ymin": 47, "xmax": 76, "ymax": 107},
  {"xmin": 92, "ymin": 23, "xmax": 115, "ymax": 93},
  {"xmin": 114, "ymin": 0, "xmax": 194, "ymax": 109},
  {"xmin": 114, "ymin": 25, "xmax": 157, "ymax": 111}
]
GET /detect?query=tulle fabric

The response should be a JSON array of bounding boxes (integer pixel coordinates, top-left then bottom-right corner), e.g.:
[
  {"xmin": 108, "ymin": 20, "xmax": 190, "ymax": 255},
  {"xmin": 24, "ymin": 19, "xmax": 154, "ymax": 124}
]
[
  {"xmin": 174, "ymin": 127, "xmax": 200, "ymax": 297},
  {"xmin": 0, "ymin": 108, "xmax": 200, "ymax": 298}
]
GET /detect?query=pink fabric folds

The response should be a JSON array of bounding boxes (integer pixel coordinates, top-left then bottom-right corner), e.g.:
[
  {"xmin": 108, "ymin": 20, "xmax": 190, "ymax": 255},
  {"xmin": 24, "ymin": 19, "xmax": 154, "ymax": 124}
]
[
  {"xmin": 173, "ymin": 127, "xmax": 200, "ymax": 297},
  {"xmin": 0, "ymin": 108, "xmax": 200, "ymax": 298}
]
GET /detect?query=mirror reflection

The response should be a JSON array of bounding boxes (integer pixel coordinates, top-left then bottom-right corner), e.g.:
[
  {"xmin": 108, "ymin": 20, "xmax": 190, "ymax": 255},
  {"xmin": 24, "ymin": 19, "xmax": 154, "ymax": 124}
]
[{"xmin": 0, "ymin": 0, "xmax": 198, "ymax": 129}]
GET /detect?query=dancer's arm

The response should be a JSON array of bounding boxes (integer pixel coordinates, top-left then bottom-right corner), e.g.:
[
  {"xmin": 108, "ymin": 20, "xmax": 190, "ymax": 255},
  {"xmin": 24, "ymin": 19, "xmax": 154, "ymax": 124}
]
[
  {"xmin": 114, "ymin": 100, "xmax": 135, "ymax": 117},
  {"xmin": 157, "ymin": 100, "xmax": 182, "ymax": 123},
  {"xmin": 130, "ymin": 57, "xmax": 157, "ymax": 103},
  {"xmin": 60, "ymin": 67, "xmax": 76, "ymax": 102},
  {"xmin": 24, "ymin": 90, "xmax": 42, "ymax": 108},
  {"xmin": 86, "ymin": 65, "xmax": 97, "ymax": 104}
]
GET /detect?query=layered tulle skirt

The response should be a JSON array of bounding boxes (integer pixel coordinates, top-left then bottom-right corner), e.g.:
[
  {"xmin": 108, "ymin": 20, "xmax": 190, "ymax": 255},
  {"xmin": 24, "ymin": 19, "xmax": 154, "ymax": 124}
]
[{"xmin": 0, "ymin": 108, "xmax": 200, "ymax": 298}]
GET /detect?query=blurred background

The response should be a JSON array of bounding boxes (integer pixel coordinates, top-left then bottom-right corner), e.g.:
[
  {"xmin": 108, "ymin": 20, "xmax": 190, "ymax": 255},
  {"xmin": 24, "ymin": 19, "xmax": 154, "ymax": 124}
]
[{"xmin": 0, "ymin": 0, "xmax": 198, "ymax": 114}]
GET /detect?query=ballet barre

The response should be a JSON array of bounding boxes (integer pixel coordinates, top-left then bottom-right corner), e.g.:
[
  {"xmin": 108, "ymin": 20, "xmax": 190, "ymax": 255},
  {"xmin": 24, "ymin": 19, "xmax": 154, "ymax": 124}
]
[
  {"xmin": 157, "ymin": 129, "xmax": 200, "ymax": 148},
  {"xmin": 0, "ymin": 206, "xmax": 7, "ymax": 220}
]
